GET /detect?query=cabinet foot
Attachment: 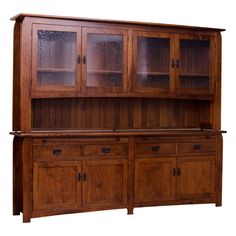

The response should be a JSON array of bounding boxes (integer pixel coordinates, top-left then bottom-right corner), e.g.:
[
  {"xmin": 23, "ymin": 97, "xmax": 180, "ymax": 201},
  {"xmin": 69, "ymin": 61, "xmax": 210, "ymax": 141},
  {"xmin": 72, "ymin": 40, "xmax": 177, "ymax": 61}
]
[
  {"xmin": 127, "ymin": 208, "xmax": 134, "ymax": 215},
  {"xmin": 13, "ymin": 210, "xmax": 20, "ymax": 216},
  {"xmin": 215, "ymin": 202, "xmax": 222, "ymax": 207},
  {"xmin": 23, "ymin": 216, "xmax": 31, "ymax": 223}
]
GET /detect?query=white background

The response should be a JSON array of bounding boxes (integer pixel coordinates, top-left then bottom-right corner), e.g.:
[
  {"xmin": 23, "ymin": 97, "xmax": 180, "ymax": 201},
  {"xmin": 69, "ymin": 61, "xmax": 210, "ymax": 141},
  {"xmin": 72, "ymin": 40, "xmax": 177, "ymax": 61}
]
[{"xmin": 0, "ymin": 0, "xmax": 235, "ymax": 234}]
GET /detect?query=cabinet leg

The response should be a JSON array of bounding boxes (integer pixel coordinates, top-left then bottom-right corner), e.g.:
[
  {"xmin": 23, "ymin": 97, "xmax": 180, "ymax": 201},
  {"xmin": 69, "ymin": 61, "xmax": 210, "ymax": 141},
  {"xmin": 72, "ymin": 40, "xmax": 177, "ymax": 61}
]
[
  {"xmin": 13, "ymin": 209, "xmax": 21, "ymax": 216},
  {"xmin": 127, "ymin": 207, "xmax": 134, "ymax": 215},
  {"xmin": 215, "ymin": 134, "xmax": 223, "ymax": 208},
  {"xmin": 216, "ymin": 199, "xmax": 222, "ymax": 207},
  {"xmin": 23, "ymin": 215, "xmax": 31, "ymax": 223},
  {"xmin": 22, "ymin": 138, "xmax": 32, "ymax": 223},
  {"xmin": 13, "ymin": 137, "xmax": 22, "ymax": 216}
]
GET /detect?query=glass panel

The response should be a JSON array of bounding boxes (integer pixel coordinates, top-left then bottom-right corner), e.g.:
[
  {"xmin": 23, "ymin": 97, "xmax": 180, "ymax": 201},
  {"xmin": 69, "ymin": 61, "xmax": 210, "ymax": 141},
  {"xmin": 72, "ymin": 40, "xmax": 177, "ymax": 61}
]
[
  {"xmin": 37, "ymin": 30, "xmax": 76, "ymax": 86},
  {"xmin": 136, "ymin": 37, "xmax": 170, "ymax": 89},
  {"xmin": 179, "ymin": 39, "xmax": 210, "ymax": 89},
  {"xmin": 86, "ymin": 34, "xmax": 123, "ymax": 89}
]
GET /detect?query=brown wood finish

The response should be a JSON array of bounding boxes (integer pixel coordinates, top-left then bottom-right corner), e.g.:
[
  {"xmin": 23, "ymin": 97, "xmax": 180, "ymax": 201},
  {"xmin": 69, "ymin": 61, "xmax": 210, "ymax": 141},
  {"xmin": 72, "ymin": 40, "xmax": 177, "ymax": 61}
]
[
  {"xmin": 13, "ymin": 137, "xmax": 22, "ymax": 215},
  {"xmin": 32, "ymin": 24, "xmax": 82, "ymax": 92},
  {"xmin": 32, "ymin": 98, "xmax": 211, "ymax": 130},
  {"xmin": 83, "ymin": 159, "xmax": 128, "ymax": 207},
  {"xmin": 11, "ymin": 14, "xmax": 225, "ymax": 222},
  {"xmin": 176, "ymin": 156, "xmax": 215, "ymax": 200},
  {"xmin": 135, "ymin": 157, "xmax": 176, "ymax": 203},
  {"xmin": 33, "ymin": 161, "xmax": 82, "ymax": 211},
  {"xmin": 215, "ymin": 134, "xmax": 223, "ymax": 206},
  {"xmin": 22, "ymin": 138, "xmax": 32, "ymax": 223},
  {"xmin": 134, "ymin": 142, "xmax": 176, "ymax": 156}
]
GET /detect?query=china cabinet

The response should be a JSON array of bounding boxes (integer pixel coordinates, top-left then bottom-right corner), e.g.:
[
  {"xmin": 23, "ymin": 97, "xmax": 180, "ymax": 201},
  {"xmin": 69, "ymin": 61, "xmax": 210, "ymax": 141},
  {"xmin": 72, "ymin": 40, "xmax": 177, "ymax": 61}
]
[{"xmin": 11, "ymin": 14, "xmax": 225, "ymax": 222}]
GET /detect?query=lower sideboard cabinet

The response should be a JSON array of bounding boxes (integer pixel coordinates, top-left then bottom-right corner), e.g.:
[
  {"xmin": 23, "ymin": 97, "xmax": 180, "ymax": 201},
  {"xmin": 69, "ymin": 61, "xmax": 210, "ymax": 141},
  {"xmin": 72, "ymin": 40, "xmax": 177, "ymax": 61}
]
[
  {"xmin": 13, "ymin": 133, "xmax": 223, "ymax": 222},
  {"xmin": 31, "ymin": 139, "xmax": 129, "ymax": 217},
  {"xmin": 134, "ymin": 137, "xmax": 217, "ymax": 206},
  {"xmin": 134, "ymin": 155, "xmax": 215, "ymax": 206},
  {"xmin": 33, "ymin": 159, "xmax": 128, "ymax": 215}
]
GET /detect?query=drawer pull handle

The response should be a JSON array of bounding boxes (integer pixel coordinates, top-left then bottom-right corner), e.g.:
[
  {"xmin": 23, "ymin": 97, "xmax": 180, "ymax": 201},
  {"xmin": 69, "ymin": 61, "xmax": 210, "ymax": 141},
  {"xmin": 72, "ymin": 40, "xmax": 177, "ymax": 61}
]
[
  {"xmin": 193, "ymin": 144, "xmax": 201, "ymax": 150},
  {"xmin": 152, "ymin": 146, "xmax": 160, "ymax": 152},
  {"xmin": 102, "ymin": 147, "xmax": 112, "ymax": 154},
  {"xmin": 52, "ymin": 148, "xmax": 62, "ymax": 156}
]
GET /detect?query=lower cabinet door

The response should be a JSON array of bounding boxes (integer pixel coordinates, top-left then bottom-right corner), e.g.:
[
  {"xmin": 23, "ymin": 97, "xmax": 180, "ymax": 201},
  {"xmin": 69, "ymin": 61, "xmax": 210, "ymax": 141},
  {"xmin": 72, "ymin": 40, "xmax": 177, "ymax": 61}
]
[
  {"xmin": 176, "ymin": 156, "xmax": 215, "ymax": 200},
  {"xmin": 135, "ymin": 158, "xmax": 176, "ymax": 204},
  {"xmin": 82, "ymin": 159, "xmax": 128, "ymax": 207},
  {"xmin": 33, "ymin": 161, "xmax": 82, "ymax": 211}
]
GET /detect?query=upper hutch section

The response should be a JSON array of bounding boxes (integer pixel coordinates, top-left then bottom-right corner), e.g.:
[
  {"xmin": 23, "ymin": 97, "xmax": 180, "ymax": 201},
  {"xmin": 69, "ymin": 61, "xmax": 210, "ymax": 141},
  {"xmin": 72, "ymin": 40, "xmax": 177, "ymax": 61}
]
[{"xmin": 12, "ymin": 14, "xmax": 224, "ymax": 100}]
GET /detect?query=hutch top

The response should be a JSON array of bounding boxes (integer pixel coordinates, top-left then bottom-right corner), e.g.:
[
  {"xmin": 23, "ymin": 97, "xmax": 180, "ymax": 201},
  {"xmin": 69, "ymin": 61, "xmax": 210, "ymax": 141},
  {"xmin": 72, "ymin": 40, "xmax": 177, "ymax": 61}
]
[{"xmin": 11, "ymin": 13, "xmax": 225, "ymax": 134}]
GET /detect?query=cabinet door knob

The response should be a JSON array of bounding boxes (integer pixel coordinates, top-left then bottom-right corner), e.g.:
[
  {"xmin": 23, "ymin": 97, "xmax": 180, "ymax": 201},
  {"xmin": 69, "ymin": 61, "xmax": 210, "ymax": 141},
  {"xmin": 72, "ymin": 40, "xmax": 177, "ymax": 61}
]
[
  {"xmin": 171, "ymin": 59, "xmax": 175, "ymax": 68},
  {"xmin": 173, "ymin": 168, "xmax": 176, "ymax": 176},
  {"xmin": 78, "ymin": 173, "xmax": 87, "ymax": 181},
  {"xmin": 82, "ymin": 55, "xmax": 86, "ymax": 64},
  {"xmin": 102, "ymin": 147, "xmax": 111, "ymax": 154},
  {"xmin": 151, "ymin": 146, "xmax": 160, "ymax": 152},
  {"xmin": 77, "ymin": 55, "xmax": 81, "ymax": 64},
  {"xmin": 77, "ymin": 173, "xmax": 82, "ymax": 182},
  {"xmin": 175, "ymin": 59, "xmax": 179, "ymax": 68},
  {"xmin": 177, "ymin": 168, "xmax": 181, "ymax": 176},
  {"xmin": 83, "ymin": 173, "xmax": 87, "ymax": 181},
  {"xmin": 52, "ymin": 148, "xmax": 62, "ymax": 156}
]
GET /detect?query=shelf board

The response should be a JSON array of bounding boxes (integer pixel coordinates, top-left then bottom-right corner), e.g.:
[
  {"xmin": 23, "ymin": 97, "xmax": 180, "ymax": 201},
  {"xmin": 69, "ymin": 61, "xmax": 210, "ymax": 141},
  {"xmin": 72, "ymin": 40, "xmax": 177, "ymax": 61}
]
[
  {"xmin": 137, "ymin": 71, "xmax": 170, "ymax": 76},
  {"xmin": 10, "ymin": 129, "xmax": 227, "ymax": 138},
  {"xmin": 180, "ymin": 73, "xmax": 209, "ymax": 77},
  {"xmin": 37, "ymin": 67, "xmax": 75, "ymax": 73},
  {"xmin": 87, "ymin": 70, "xmax": 122, "ymax": 74}
]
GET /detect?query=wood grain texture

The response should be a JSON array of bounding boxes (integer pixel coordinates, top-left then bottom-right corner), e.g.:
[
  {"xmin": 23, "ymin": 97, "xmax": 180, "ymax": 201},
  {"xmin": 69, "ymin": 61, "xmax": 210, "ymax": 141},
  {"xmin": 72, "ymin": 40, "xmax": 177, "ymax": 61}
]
[
  {"xmin": 11, "ymin": 14, "xmax": 225, "ymax": 32},
  {"xmin": 13, "ymin": 22, "xmax": 21, "ymax": 131},
  {"xmin": 83, "ymin": 159, "xmax": 128, "ymax": 207},
  {"xmin": 13, "ymin": 137, "xmax": 23, "ymax": 215},
  {"xmin": 215, "ymin": 134, "xmax": 223, "ymax": 206},
  {"xmin": 33, "ymin": 161, "xmax": 82, "ymax": 211},
  {"xmin": 22, "ymin": 138, "xmax": 32, "ymax": 223},
  {"xmin": 32, "ymin": 98, "xmax": 211, "ymax": 130},
  {"xmin": 135, "ymin": 157, "xmax": 176, "ymax": 203},
  {"xmin": 176, "ymin": 156, "xmax": 215, "ymax": 200},
  {"xmin": 20, "ymin": 18, "xmax": 32, "ymax": 132}
]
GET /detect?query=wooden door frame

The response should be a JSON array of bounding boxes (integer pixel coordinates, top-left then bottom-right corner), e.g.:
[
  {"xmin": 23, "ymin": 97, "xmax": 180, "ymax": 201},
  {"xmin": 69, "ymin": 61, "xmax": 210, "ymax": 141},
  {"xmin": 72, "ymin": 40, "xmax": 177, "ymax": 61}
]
[
  {"xmin": 132, "ymin": 31, "xmax": 175, "ymax": 94},
  {"xmin": 82, "ymin": 159, "xmax": 128, "ymax": 207},
  {"xmin": 175, "ymin": 33, "xmax": 214, "ymax": 94},
  {"xmin": 81, "ymin": 27, "xmax": 128, "ymax": 93},
  {"xmin": 31, "ymin": 24, "xmax": 82, "ymax": 94}
]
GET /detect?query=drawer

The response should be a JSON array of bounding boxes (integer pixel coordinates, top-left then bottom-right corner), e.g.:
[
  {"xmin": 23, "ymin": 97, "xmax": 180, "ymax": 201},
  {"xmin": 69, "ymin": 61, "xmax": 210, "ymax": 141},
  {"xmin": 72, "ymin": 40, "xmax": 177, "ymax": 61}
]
[
  {"xmin": 33, "ymin": 144, "xmax": 81, "ymax": 160},
  {"xmin": 84, "ymin": 144, "xmax": 128, "ymax": 156},
  {"xmin": 178, "ymin": 141, "xmax": 216, "ymax": 154},
  {"xmin": 135, "ymin": 142, "xmax": 176, "ymax": 156}
]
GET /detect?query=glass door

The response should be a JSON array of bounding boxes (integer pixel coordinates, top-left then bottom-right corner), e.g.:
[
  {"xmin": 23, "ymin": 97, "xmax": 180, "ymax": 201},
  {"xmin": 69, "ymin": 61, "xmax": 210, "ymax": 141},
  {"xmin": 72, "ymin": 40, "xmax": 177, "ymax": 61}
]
[
  {"xmin": 133, "ymin": 32, "xmax": 173, "ymax": 93},
  {"xmin": 32, "ymin": 24, "xmax": 81, "ymax": 92},
  {"xmin": 82, "ymin": 28, "xmax": 128, "ymax": 92},
  {"xmin": 177, "ymin": 35, "xmax": 212, "ymax": 92}
]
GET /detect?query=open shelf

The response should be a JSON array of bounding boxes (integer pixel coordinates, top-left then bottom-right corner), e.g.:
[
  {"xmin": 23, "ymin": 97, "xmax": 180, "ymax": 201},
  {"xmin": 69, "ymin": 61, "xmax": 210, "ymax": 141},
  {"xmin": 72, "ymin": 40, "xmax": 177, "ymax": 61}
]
[
  {"xmin": 137, "ymin": 71, "xmax": 170, "ymax": 76},
  {"xmin": 87, "ymin": 69, "xmax": 122, "ymax": 74},
  {"xmin": 180, "ymin": 73, "xmax": 209, "ymax": 77},
  {"xmin": 37, "ymin": 67, "xmax": 75, "ymax": 73}
]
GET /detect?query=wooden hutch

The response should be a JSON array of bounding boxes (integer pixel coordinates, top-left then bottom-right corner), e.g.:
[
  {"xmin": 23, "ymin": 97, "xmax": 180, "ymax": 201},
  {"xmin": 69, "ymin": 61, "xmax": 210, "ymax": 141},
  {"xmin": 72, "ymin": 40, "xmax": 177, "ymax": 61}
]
[{"xmin": 11, "ymin": 14, "xmax": 225, "ymax": 222}]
